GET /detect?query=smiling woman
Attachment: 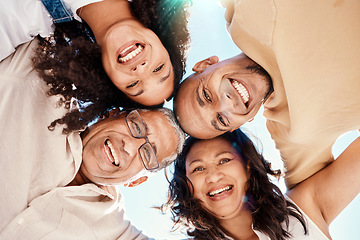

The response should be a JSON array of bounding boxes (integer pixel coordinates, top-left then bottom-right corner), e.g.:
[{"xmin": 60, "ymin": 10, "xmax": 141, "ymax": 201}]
[
  {"xmin": 29, "ymin": 0, "xmax": 191, "ymax": 134},
  {"xmin": 163, "ymin": 129, "xmax": 360, "ymax": 240},
  {"xmin": 163, "ymin": 130, "xmax": 307, "ymax": 240}
]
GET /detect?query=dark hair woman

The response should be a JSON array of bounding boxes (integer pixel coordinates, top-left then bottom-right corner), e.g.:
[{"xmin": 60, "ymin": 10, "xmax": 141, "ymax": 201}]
[
  {"xmin": 32, "ymin": 0, "xmax": 191, "ymax": 133},
  {"xmin": 162, "ymin": 129, "xmax": 360, "ymax": 240}
]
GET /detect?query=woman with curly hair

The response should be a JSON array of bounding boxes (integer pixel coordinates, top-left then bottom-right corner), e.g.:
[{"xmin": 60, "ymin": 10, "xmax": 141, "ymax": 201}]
[
  {"xmin": 2, "ymin": 0, "xmax": 191, "ymax": 132},
  {"xmin": 163, "ymin": 129, "xmax": 360, "ymax": 240}
]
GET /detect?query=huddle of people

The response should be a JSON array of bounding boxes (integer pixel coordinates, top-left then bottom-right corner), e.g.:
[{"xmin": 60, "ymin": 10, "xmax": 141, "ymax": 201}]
[{"xmin": 1, "ymin": 0, "xmax": 359, "ymax": 240}]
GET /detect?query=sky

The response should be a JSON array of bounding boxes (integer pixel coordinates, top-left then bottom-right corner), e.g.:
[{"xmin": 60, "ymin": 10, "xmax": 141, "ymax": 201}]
[{"xmin": 119, "ymin": 0, "xmax": 360, "ymax": 239}]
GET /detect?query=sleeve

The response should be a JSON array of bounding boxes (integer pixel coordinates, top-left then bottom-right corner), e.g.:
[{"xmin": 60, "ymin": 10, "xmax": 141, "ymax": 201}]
[
  {"xmin": 266, "ymin": 119, "xmax": 334, "ymax": 189},
  {"xmin": 62, "ymin": 0, "xmax": 103, "ymax": 21},
  {"xmin": 0, "ymin": 186, "xmax": 155, "ymax": 240},
  {"xmin": 0, "ymin": 40, "xmax": 37, "ymax": 77}
]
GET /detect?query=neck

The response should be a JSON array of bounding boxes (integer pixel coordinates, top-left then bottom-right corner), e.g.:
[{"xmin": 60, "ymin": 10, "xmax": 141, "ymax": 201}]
[
  {"xmin": 220, "ymin": 210, "xmax": 259, "ymax": 240},
  {"xmin": 67, "ymin": 168, "xmax": 91, "ymax": 186},
  {"xmin": 78, "ymin": 0, "xmax": 135, "ymax": 45}
]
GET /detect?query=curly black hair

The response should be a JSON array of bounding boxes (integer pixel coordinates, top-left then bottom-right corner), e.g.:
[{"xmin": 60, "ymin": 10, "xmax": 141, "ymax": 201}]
[
  {"xmin": 33, "ymin": 0, "xmax": 191, "ymax": 134},
  {"xmin": 162, "ymin": 129, "xmax": 308, "ymax": 240}
]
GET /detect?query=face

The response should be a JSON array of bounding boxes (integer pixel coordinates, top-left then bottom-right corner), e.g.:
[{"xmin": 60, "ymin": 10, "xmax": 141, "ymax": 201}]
[
  {"xmin": 175, "ymin": 54, "xmax": 271, "ymax": 139},
  {"xmin": 81, "ymin": 110, "xmax": 178, "ymax": 186},
  {"xmin": 186, "ymin": 137, "xmax": 249, "ymax": 219},
  {"xmin": 101, "ymin": 20, "xmax": 175, "ymax": 106}
]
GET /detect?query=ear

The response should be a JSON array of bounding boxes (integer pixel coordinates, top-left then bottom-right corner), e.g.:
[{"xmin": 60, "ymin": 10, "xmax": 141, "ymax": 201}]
[
  {"xmin": 247, "ymin": 161, "xmax": 251, "ymax": 173},
  {"xmin": 124, "ymin": 176, "xmax": 148, "ymax": 187},
  {"xmin": 192, "ymin": 56, "xmax": 219, "ymax": 73}
]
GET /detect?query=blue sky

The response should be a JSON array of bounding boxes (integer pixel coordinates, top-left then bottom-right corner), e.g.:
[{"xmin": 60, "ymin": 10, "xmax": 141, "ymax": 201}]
[{"xmin": 119, "ymin": 1, "xmax": 360, "ymax": 239}]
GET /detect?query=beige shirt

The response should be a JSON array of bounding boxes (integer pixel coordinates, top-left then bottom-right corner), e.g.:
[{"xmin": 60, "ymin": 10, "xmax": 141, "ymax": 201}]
[{"xmin": 221, "ymin": 0, "xmax": 360, "ymax": 187}]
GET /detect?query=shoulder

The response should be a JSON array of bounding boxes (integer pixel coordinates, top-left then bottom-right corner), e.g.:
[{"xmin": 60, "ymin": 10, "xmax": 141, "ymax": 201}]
[{"xmin": 0, "ymin": 39, "xmax": 39, "ymax": 76}]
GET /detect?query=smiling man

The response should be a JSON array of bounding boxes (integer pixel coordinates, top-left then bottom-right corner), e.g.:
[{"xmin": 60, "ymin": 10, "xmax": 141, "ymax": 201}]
[
  {"xmin": 175, "ymin": 0, "xmax": 360, "ymax": 189},
  {"xmin": 175, "ymin": 53, "xmax": 272, "ymax": 139},
  {"xmin": 0, "ymin": 40, "xmax": 185, "ymax": 239},
  {"xmin": 75, "ymin": 108, "xmax": 184, "ymax": 186},
  {"xmin": 1, "ymin": 106, "xmax": 184, "ymax": 239}
]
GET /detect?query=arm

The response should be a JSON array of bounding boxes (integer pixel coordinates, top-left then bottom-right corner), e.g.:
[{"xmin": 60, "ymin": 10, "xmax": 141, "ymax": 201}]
[
  {"xmin": 0, "ymin": 185, "xmax": 154, "ymax": 240},
  {"xmin": 288, "ymin": 137, "xmax": 360, "ymax": 229}
]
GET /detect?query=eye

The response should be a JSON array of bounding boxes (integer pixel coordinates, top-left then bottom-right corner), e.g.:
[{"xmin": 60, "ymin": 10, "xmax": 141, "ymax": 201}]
[
  {"xmin": 192, "ymin": 166, "xmax": 205, "ymax": 173},
  {"xmin": 142, "ymin": 147, "xmax": 152, "ymax": 163},
  {"xmin": 126, "ymin": 80, "xmax": 139, "ymax": 88},
  {"xmin": 219, "ymin": 158, "xmax": 231, "ymax": 165},
  {"xmin": 130, "ymin": 121, "xmax": 142, "ymax": 135},
  {"xmin": 217, "ymin": 114, "xmax": 227, "ymax": 127},
  {"xmin": 153, "ymin": 64, "xmax": 164, "ymax": 73},
  {"xmin": 203, "ymin": 88, "xmax": 212, "ymax": 102}
]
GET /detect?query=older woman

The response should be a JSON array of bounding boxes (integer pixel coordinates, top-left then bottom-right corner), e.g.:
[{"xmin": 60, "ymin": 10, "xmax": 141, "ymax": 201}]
[{"xmin": 163, "ymin": 129, "xmax": 360, "ymax": 240}]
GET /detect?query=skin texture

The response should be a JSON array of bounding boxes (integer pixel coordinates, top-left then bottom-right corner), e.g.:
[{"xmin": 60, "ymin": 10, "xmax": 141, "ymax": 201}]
[
  {"xmin": 174, "ymin": 53, "xmax": 272, "ymax": 139},
  {"xmin": 288, "ymin": 136, "xmax": 360, "ymax": 239},
  {"xmin": 185, "ymin": 136, "xmax": 257, "ymax": 239},
  {"xmin": 183, "ymin": 133, "xmax": 360, "ymax": 239},
  {"xmin": 78, "ymin": 110, "xmax": 178, "ymax": 186},
  {"xmin": 185, "ymin": 137, "xmax": 249, "ymax": 219},
  {"xmin": 79, "ymin": 0, "xmax": 175, "ymax": 106}
]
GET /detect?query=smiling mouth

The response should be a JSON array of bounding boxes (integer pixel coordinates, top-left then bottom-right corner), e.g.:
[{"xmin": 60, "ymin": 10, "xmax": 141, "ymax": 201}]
[
  {"xmin": 230, "ymin": 79, "xmax": 250, "ymax": 107},
  {"xmin": 118, "ymin": 43, "xmax": 144, "ymax": 63},
  {"xmin": 105, "ymin": 139, "xmax": 120, "ymax": 166},
  {"xmin": 208, "ymin": 185, "xmax": 233, "ymax": 197}
]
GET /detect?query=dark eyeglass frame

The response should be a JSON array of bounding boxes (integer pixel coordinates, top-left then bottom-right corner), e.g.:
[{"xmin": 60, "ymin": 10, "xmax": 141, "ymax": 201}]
[{"xmin": 125, "ymin": 110, "xmax": 159, "ymax": 170}]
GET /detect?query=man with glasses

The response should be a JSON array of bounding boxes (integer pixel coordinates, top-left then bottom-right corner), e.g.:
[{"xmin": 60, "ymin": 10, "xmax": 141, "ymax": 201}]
[
  {"xmin": 78, "ymin": 108, "xmax": 185, "ymax": 187},
  {"xmin": 0, "ymin": 40, "xmax": 185, "ymax": 239},
  {"xmin": 1, "ymin": 108, "xmax": 185, "ymax": 239}
]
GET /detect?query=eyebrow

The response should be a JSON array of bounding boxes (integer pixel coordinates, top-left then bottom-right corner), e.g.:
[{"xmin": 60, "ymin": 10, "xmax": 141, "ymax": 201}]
[
  {"xmin": 189, "ymin": 159, "xmax": 202, "ymax": 166},
  {"xmin": 151, "ymin": 141, "xmax": 158, "ymax": 155},
  {"xmin": 159, "ymin": 68, "xmax": 171, "ymax": 83},
  {"xmin": 216, "ymin": 151, "xmax": 232, "ymax": 157},
  {"xmin": 211, "ymin": 119, "xmax": 227, "ymax": 132},
  {"xmin": 196, "ymin": 83, "xmax": 205, "ymax": 107},
  {"xmin": 129, "ymin": 69, "xmax": 171, "ymax": 97},
  {"xmin": 128, "ymin": 90, "xmax": 144, "ymax": 97},
  {"xmin": 143, "ymin": 120, "xmax": 158, "ymax": 155}
]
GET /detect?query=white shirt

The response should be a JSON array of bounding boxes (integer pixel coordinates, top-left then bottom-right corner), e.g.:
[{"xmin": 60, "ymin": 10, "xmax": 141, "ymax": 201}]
[
  {"xmin": 225, "ymin": 197, "xmax": 329, "ymax": 240},
  {"xmin": 0, "ymin": 39, "xmax": 152, "ymax": 239},
  {"xmin": 0, "ymin": 0, "xmax": 101, "ymax": 61},
  {"xmin": 0, "ymin": 38, "xmax": 83, "ymax": 232},
  {"xmin": 0, "ymin": 184, "xmax": 151, "ymax": 240}
]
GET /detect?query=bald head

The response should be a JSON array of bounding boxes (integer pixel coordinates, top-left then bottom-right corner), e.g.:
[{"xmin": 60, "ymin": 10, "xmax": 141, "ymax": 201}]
[{"xmin": 174, "ymin": 53, "xmax": 272, "ymax": 139}]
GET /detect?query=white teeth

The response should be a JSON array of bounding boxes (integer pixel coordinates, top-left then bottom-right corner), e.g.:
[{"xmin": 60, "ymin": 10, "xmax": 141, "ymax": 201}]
[
  {"xmin": 209, "ymin": 186, "xmax": 231, "ymax": 197},
  {"xmin": 232, "ymin": 80, "xmax": 249, "ymax": 104},
  {"xmin": 120, "ymin": 45, "xmax": 134, "ymax": 54},
  {"xmin": 105, "ymin": 140, "xmax": 119, "ymax": 166},
  {"xmin": 118, "ymin": 45, "xmax": 143, "ymax": 63}
]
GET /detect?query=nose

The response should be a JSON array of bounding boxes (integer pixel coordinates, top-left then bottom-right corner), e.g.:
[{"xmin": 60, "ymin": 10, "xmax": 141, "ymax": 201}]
[
  {"xmin": 205, "ymin": 166, "xmax": 224, "ymax": 183},
  {"xmin": 217, "ymin": 93, "xmax": 236, "ymax": 113},
  {"xmin": 132, "ymin": 61, "xmax": 148, "ymax": 74},
  {"xmin": 122, "ymin": 136, "xmax": 145, "ymax": 158}
]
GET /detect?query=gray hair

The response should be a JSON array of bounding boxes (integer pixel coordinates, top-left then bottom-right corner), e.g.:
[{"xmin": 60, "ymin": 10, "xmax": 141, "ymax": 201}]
[{"xmin": 139, "ymin": 107, "xmax": 185, "ymax": 171}]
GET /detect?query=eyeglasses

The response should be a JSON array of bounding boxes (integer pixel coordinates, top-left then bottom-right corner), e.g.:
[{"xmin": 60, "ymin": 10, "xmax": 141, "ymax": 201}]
[{"xmin": 125, "ymin": 110, "xmax": 160, "ymax": 170}]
